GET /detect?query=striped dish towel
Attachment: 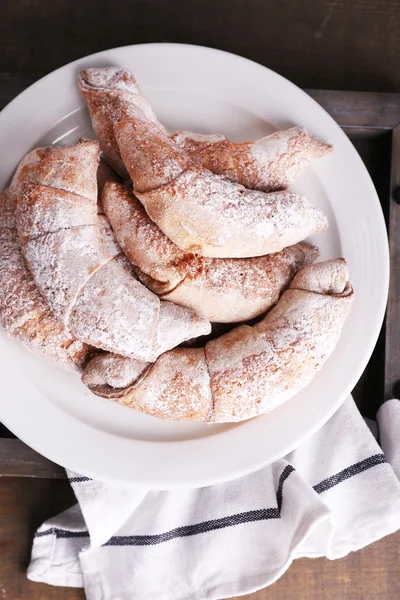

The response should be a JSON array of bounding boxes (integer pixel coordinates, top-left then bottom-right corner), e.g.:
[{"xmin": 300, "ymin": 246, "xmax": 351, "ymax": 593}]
[{"xmin": 28, "ymin": 397, "xmax": 400, "ymax": 600}]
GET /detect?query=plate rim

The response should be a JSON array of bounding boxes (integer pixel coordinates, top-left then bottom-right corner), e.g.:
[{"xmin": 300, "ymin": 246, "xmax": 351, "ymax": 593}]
[{"xmin": 0, "ymin": 42, "xmax": 389, "ymax": 487}]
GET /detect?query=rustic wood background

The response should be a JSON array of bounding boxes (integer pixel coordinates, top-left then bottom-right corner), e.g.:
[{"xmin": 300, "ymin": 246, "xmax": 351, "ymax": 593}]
[
  {"xmin": 1, "ymin": 0, "xmax": 400, "ymax": 598},
  {"xmin": 2, "ymin": 0, "xmax": 400, "ymax": 94}
]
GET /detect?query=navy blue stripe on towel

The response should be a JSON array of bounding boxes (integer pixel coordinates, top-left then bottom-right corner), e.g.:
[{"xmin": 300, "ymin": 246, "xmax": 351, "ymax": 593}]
[
  {"xmin": 35, "ymin": 454, "xmax": 387, "ymax": 545},
  {"xmin": 313, "ymin": 454, "xmax": 387, "ymax": 494}
]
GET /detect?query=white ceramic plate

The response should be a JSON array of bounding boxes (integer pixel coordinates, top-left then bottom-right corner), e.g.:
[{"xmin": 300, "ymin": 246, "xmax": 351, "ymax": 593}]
[{"xmin": 0, "ymin": 43, "xmax": 388, "ymax": 488}]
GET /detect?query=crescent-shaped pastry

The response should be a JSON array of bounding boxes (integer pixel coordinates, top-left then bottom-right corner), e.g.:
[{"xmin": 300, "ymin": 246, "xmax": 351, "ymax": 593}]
[
  {"xmin": 0, "ymin": 189, "xmax": 91, "ymax": 371},
  {"xmin": 78, "ymin": 70, "xmax": 331, "ymax": 191},
  {"xmin": 79, "ymin": 67, "xmax": 328, "ymax": 258},
  {"xmin": 14, "ymin": 139, "xmax": 210, "ymax": 361},
  {"xmin": 171, "ymin": 127, "xmax": 332, "ymax": 192},
  {"xmin": 82, "ymin": 259, "xmax": 354, "ymax": 422},
  {"xmin": 102, "ymin": 180, "xmax": 319, "ymax": 322}
]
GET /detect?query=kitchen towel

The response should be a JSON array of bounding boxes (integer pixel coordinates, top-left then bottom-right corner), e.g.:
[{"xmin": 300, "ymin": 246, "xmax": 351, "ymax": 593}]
[{"xmin": 28, "ymin": 397, "xmax": 400, "ymax": 600}]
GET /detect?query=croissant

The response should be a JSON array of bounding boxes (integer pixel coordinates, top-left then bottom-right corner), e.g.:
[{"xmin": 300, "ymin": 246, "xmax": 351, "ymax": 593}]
[
  {"xmin": 14, "ymin": 139, "xmax": 211, "ymax": 361},
  {"xmin": 171, "ymin": 127, "xmax": 332, "ymax": 192},
  {"xmin": 102, "ymin": 180, "xmax": 319, "ymax": 322},
  {"xmin": 82, "ymin": 259, "xmax": 354, "ymax": 423},
  {"xmin": 79, "ymin": 67, "xmax": 328, "ymax": 258},
  {"xmin": 0, "ymin": 189, "xmax": 91, "ymax": 371},
  {"xmin": 79, "ymin": 69, "xmax": 331, "ymax": 191}
]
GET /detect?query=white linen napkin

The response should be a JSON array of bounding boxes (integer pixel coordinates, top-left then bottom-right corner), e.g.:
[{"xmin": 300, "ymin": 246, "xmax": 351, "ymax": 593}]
[{"xmin": 28, "ymin": 397, "xmax": 400, "ymax": 600}]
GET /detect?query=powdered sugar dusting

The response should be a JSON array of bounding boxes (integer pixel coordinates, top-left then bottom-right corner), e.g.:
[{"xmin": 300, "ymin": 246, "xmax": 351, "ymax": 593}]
[
  {"xmin": 249, "ymin": 127, "xmax": 332, "ymax": 190},
  {"xmin": 12, "ymin": 139, "xmax": 211, "ymax": 361},
  {"xmin": 250, "ymin": 127, "xmax": 307, "ymax": 162},
  {"xmin": 102, "ymin": 181, "xmax": 185, "ymax": 291},
  {"xmin": 10, "ymin": 148, "xmax": 49, "ymax": 197},
  {"xmin": 71, "ymin": 254, "xmax": 160, "ymax": 360},
  {"xmin": 83, "ymin": 347, "xmax": 213, "ymax": 421},
  {"xmin": 12, "ymin": 141, "xmax": 99, "ymax": 203},
  {"xmin": 0, "ymin": 195, "xmax": 90, "ymax": 371},
  {"xmin": 69, "ymin": 248, "xmax": 210, "ymax": 360},
  {"xmin": 79, "ymin": 68, "xmax": 160, "ymax": 177},
  {"xmin": 82, "ymin": 353, "xmax": 150, "ymax": 390},
  {"xmin": 140, "ymin": 167, "xmax": 328, "ymax": 257},
  {"xmin": 102, "ymin": 181, "xmax": 320, "ymax": 321},
  {"xmin": 17, "ymin": 185, "xmax": 97, "ymax": 243},
  {"xmin": 206, "ymin": 260, "xmax": 354, "ymax": 422},
  {"xmin": 103, "ymin": 171, "xmax": 323, "ymax": 322},
  {"xmin": 126, "ymin": 347, "xmax": 213, "ymax": 422},
  {"xmin": 163, "ymin": 242, "xmax": 319, "ymax": 322},
  {"xmin": 174, "ymin": 126, "xmax": 332, "ymax": 192},
  {"xmin": 81, "ymin": 67, "xmax": 329, "ymax": 258},
  {"xmin": 290, "ymin": 258, "xmax": 349, "ymax": 295},
  {"xmin": 79, "ymin": 67, "xmax": 141, "ymax": 94},
  {"xmin": 0, "ymin": 189, "xmax": 18, "ymax": 228},
  {"xmin": 114, "ymin": 119, "xmax": 189, "ymax": 193},
  {"xmin": 85, "ymin": 260, "xmax": 353, "ymax": 423},
  {"xmin": 180, "ymin": 243, "xmax": 319, "ymax": 299},
  {"xmin": 24, "ymin": 226, "xmax": 110, "ymax": 324},
  {"xmin": 154, "ymin": 301, "xmax": 211, "ymax": 355}
]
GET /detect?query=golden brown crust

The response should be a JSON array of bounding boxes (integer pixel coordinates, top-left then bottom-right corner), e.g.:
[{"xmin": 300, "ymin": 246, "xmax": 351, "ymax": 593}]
[
  {"xmin": 80, "ymin": 66, "xmax": 328, "ymax": 258},
  {"xmin": 96, "ymin": 158, "xmax": 120, "ymax": 213},
  {"xmin": 171, "ymin": 127, "xmax": 332, "ymax": 192},
  {"xmin": 82, "ymin": 352, "xmax": 150, "ymax": 398},
  {"xmin": 102, "ymin": 181, "xmax": 184, "ymax": 292},
  {"xmin": 0, "ymin": 191, "xmax": 91, "ymax": 371},
  {"xmin": 82, "ymin": 260, "xmax": 354, "ymax": 422},
  {"xmin": 121, "ymin": 347, "xmax": 213, "ymax": 422},
  {"xmin": 102, "ymin": 180, "xmax": 319, "ymax": 322},
  {"xmin": 79, "ymin": 67, "xmax": 161, "ymax": 178},
  {"xmin": 79, "ymin": 68, "xmax": 331, "ymax": 193},
  {"xmin": 13, "ymin": 140, "xmax": 210, "ymax": 361}
]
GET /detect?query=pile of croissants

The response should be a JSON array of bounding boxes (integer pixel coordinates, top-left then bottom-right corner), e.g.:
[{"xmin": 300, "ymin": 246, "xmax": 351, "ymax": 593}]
[{"xmin": 0, "ymin": 67, "xmax": 354, "ymax": 423}]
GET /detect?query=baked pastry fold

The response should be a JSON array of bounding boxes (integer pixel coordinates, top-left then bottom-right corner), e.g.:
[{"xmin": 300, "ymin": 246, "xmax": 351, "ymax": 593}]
[
  {"xmin": 171, "ymin": 127, "xmax": 332, "ymax": 192},
  {"xmin": 0, "ymin": 189, "xmax": 91, "ymax": 371},
  {"xmin": 102, "ymin": 180, "xmax": 319, "ymax": 322},
  {"xmin": 79, "ymin": 69, "xmax": 332, "ymax": 192},
  {"xmin": 79, "ymin": 67, "xmax": 328, "ymax": 258},
  {"xmin": 14, "ymin": 140, "xmax": 210, "ymax": 361},
  {"xmin": 82, "ymin": 259, "xmax": 354, "ymax": 423}
]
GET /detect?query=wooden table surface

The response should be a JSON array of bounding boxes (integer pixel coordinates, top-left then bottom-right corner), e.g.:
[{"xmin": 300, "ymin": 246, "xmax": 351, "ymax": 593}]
[
  {"xmin": 2, "ymin": 477, "xmax": 400, "ymax": 600},
  {"xmin": 1, "ymin": 0, "xmax": 400, "ymax": 598}
]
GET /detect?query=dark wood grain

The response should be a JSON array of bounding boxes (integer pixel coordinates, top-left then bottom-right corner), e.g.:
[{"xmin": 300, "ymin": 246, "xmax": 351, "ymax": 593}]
[
  {"xmin": 309, "ymin": 90, "xmax": 400, "ymax": 130},
  {"xmin": 0, "ymin": 477, "xmax": 83, "ymax": 600},
  {"xmin": 1, "ymin": 476, "xmax": 399, "ymax": 600},
  {"xmin": 386, "ymin": 124, "xmax": 400, "ymax": 399},
  {"xmin": 234, "ymin": 531, "xmax": 400, "ymax": 599},
  {"xmin": 0, "ymin": 439, "xmax": 65, "ymax": 479},
  {"xmin": 3, "ymin": 0, "xmax": 400, "ymax": 95},
  {"xmin": 350, "ymin": 132, "xmax": 391, "ymax": 416}
]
